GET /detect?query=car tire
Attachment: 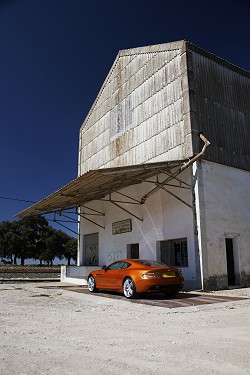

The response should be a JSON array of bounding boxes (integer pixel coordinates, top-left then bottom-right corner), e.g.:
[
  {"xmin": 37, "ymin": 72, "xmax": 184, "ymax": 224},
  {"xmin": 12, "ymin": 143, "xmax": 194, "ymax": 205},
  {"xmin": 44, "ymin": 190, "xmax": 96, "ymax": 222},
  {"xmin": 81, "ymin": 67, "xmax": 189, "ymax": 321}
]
[
  {"xmin": 123, "ymin": 277, "xmax": 136, "ymax": 299},
  {"xmin": 88, "ymin": 275, "xmax": 99, "ymax": 293}
]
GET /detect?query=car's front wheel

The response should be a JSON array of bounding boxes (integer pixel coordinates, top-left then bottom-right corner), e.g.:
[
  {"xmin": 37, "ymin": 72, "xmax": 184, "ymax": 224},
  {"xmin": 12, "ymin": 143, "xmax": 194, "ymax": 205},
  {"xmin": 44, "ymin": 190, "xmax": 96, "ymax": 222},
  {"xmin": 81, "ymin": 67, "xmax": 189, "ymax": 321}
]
[
  {"xmin": 88, "ymin": 275, "xmax": 98, "ymax": 293},
  {"xmin": 123, "ymin": 277, "xmax": 136, "ymax": 299}
]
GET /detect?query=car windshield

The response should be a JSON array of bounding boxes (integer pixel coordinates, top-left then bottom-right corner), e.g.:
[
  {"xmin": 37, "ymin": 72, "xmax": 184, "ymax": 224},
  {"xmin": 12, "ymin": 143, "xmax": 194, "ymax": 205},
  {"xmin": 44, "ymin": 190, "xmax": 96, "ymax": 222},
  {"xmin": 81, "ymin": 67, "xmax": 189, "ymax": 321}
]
[{"xmin": 134, "ymin": 260, "xmax": 167, "ymax": 267}]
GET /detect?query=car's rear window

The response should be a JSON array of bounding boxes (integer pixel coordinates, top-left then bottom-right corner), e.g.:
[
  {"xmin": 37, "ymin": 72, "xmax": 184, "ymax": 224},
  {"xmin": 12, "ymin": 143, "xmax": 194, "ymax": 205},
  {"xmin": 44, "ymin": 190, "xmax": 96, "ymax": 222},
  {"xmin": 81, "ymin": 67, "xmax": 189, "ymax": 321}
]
[{"xmin": 134, "ymin": 260, "xmax": 166, "ymax": 267}]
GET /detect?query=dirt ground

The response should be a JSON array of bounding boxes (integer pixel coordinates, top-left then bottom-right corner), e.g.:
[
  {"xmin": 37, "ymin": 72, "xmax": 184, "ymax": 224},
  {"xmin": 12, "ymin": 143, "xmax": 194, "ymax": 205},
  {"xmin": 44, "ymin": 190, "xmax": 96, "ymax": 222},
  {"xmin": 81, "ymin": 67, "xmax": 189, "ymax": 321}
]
[{"xmin": 0, "ymin": 283, "xmax": 250, "ymax": 375}]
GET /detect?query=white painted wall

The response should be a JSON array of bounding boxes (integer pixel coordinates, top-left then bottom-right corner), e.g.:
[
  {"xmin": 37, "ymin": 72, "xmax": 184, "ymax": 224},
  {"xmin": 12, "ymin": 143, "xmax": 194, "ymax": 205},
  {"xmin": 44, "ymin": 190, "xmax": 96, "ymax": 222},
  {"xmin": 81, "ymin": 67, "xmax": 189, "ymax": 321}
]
[
  {"xmin": 61, "ymin": 266, "xmax": 101, "ymax": 286},
  {"xmin": 78, "ymin": 169, "xmax": 200, "ymax": 288},
  {"xmin": 195, "ymin": 161, "xmax": 250, "ymax": 289}
]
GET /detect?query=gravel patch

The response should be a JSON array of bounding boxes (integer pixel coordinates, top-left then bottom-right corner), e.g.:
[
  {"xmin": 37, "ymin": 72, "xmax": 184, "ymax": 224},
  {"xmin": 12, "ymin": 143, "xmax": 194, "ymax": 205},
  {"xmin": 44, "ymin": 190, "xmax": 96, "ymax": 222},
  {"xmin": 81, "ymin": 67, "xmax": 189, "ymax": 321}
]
[{"xmin": 1, "ymin": 283, "xmax": 250, "ymax": 375}]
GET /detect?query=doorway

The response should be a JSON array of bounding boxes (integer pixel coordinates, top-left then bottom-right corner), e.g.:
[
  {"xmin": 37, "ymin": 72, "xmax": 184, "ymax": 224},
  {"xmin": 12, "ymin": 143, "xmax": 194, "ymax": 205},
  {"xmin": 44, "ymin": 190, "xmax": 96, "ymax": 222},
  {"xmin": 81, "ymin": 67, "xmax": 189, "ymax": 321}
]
[
  {"xmin": 84, "ymin": 233, "xmax": 99, "ymax": 266},
  {"xmin": 225, "ymin": 238, "xmax": 235, "ymax": 286}
]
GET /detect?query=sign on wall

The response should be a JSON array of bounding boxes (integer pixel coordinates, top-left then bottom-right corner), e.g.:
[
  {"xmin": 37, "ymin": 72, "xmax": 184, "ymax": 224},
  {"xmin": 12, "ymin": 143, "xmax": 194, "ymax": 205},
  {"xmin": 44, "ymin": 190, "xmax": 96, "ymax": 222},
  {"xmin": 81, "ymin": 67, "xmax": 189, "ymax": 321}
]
[{"xmin": 112, "ymin": 219, "xmax": 132, "ymax": 235}]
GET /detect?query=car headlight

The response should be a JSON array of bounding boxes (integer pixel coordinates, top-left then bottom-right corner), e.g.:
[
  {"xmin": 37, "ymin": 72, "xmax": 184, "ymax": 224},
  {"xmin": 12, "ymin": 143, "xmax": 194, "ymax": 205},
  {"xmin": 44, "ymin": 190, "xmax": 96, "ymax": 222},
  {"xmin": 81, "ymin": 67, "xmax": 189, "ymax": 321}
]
[{"xmin": 141, "ymin": 272, "xmax": 161, "ymax": 279}]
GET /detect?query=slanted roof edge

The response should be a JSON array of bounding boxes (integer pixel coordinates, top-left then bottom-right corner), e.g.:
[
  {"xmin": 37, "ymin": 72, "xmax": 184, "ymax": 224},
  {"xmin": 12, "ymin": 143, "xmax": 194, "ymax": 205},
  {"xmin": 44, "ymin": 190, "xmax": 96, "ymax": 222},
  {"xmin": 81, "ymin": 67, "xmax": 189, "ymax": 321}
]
[{"xmin": 79, "ymin": 40, "xmax": 186, "ymax": 132}]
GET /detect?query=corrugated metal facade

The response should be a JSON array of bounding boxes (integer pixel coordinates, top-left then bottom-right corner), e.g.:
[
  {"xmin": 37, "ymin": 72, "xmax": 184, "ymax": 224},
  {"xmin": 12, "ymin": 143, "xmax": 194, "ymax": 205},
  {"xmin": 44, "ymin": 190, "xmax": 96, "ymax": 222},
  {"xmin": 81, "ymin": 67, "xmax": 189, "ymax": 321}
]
[
  {"xmin": 78, "ymin": 40, "xmax": 250, "ymax": 175},
  {"xmin": 187, "ymin": 43, "xmax": 250, "ymax": 171},
  {"xmin": 78, "ymin": 41, "xmax": 193, "ymax": 175}
]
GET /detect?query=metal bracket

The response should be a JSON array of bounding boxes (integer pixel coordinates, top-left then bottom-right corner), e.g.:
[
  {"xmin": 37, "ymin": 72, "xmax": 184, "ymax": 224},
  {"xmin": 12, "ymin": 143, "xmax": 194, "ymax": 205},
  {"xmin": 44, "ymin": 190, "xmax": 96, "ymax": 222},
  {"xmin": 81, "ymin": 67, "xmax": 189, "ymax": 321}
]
[
  {"xmin": 161, "ymin": 171, "xmax": 192, "ymax": 189},
  {"xmin": 51, "ymin": 212, "xmax": 79, "ymax": 236},
  {"xmin": 79, "ymin": 205, "xmax": 105, "ymax": 216},
  {"xmin": 156, "ymin": 183, "xmax": 193, "ymax": 210},
  {"xmin": 47, "ymin": 206, "xmax": 105, "ymax": 232},
  {"xmin": 98, "ymin": 191, "xmax": 142, "ymax": 205},
  {"xmin": 115, "ymin": 191, "xmax": 142, "ymax": 204},
  {"xmin": 141, "ymin": 133, "xmax": 210, "ymax": 204},
  {"xmin": 107, "ymin": 193, "xmax": 143, "ymax": 222},
  {"xmin": 78, "ymin": 211, "xmax": 105, "ymax": 229}
]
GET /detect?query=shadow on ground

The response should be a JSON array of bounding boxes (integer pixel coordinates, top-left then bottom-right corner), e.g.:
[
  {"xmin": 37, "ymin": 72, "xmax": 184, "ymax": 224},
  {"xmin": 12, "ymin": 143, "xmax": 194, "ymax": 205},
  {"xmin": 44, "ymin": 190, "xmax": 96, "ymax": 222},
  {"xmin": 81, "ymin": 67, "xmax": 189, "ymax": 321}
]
[{"xmin": 40, "ymin": 285, "xmax": 248, "ymax": 308}]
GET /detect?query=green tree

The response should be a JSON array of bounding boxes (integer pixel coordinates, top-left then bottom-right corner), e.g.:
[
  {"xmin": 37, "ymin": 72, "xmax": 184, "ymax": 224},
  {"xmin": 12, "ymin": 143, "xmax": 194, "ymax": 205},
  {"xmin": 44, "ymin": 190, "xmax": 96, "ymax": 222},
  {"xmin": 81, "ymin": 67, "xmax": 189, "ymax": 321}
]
[
  {"xmin": 63, "ymin": 237, "xmax": 77, "ymax": 265},
  {"xmin": 0, "ymin": 217, "xmax": 77, "ymax": 265},
  {"xmin": 0, "ymin": 221, "xmax": 21, "ymax": 264},
  {"xmin": 16, "ymin": 215, "xmax": 49, "ymax": 265},
  {"xmin": 39, "ymin": 228, "xmax": 66, "ymax": 265}
]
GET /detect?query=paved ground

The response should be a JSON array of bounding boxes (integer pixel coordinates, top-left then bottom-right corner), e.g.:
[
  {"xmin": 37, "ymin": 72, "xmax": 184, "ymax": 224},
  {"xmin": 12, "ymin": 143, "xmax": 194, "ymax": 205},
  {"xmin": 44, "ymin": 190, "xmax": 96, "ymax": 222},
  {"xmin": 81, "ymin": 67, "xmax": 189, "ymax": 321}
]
[
  {"xmin": 1, "ymin": 282, "xmax": 250, "ymax": 375},
  {"xmin": 41, "ymin": 284, "xmax": 248, "ymax": 308}
]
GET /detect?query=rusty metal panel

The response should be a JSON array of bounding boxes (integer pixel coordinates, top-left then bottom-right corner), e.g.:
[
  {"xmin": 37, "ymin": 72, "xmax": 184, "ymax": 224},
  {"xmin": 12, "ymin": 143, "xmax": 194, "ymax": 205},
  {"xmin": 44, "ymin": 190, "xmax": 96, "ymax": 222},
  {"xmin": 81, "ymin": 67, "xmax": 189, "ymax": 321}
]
[{"xmin": 188, "ymin": 49, "xmax": 250, "ymax": 172}]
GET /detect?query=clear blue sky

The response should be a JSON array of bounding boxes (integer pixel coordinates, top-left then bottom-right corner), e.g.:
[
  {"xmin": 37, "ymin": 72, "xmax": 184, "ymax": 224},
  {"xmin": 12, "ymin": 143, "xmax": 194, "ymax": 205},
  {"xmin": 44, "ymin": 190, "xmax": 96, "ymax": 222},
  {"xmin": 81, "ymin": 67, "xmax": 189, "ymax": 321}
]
[{"xmin": 0, "ymin": 0, "xmax": 249, "ymax": 235}]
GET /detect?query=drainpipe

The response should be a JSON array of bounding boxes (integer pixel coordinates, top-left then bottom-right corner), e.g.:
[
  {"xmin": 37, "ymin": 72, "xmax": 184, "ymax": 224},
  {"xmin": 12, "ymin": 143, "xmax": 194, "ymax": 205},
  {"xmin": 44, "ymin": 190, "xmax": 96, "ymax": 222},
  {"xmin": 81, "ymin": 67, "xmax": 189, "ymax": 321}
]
[{"xmin": 180, "ymin": 133, "xmax": 211, "ymax": 171}]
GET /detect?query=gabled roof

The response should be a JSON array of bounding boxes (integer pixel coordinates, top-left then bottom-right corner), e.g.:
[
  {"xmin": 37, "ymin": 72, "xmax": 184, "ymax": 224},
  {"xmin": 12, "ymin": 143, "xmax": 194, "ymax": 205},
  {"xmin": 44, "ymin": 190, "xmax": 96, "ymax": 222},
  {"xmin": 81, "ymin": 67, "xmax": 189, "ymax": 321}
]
[
  {"xmin": 80, "ymin": 40, "xmax": 186, "ymax": 132},
  {"xmin": 80, "ymin": 39, "xmax": 250, "ymax": 134}
]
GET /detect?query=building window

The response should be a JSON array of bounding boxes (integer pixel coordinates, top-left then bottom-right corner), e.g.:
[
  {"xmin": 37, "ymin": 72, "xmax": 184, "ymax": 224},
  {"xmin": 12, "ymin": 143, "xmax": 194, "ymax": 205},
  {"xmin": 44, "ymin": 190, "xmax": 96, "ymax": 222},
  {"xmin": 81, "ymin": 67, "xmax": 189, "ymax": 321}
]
[
  {"xmin": 160, "ymin": 238, "xmax": 188, "ymax": 267},
  {"xmin": 110, "ymin": 96, "xmax": 132, "ymax": 139},
  {"xmin": 127, "ymin": 243, "xmax": 139, "ymax": 259}
]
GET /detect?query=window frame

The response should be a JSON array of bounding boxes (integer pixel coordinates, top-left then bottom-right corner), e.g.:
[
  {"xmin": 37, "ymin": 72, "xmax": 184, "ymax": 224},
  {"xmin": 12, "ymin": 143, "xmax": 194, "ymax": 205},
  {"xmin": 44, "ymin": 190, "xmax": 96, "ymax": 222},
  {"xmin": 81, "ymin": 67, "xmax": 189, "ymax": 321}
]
[
  {"xmin": 159, "ymin": 237, "xmax": 188, "ymax": 268},
  {"xmin": 127, "ymin": 243, "xmax": 139, "ymax": 259}
]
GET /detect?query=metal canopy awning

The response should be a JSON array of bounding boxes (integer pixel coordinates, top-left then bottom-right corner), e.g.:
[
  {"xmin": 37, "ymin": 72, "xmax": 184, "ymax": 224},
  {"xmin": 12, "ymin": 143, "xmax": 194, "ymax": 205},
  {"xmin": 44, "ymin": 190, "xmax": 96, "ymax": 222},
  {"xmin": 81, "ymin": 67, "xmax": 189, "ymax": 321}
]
[
  {"xmin": 16, "ymin": 134, "xmax": 211, "ymax": 220},
  {"xmin": 16, "ymin": 160, "xmax": 185, "ymax": 218}
]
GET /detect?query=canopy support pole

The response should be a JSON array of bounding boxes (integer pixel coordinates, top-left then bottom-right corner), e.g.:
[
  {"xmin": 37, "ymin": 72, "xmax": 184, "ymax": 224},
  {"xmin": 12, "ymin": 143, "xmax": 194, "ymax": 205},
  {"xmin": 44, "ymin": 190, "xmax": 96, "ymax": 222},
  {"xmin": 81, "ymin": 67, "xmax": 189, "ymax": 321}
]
[
  {"xmin": 108, "ymin": 194, "xmax": 143, "ymax": 222},
  {"xmin": 156, "ymin": 183, "xmax": 193, "ymax": 209},
  {"xmin": 51, "ymin": 213, "xmax": 79, "ymax": 235},
  {"xmin": 141, "ymin": 133, "xmax": 210, "ymax": 204},
  {"xmin": 77, "ymin": 212, "xmax": 105, "ymax": 229},
  {"xmin": 79, "ymin": 205, "xmax": 105, "ymax": 216}
]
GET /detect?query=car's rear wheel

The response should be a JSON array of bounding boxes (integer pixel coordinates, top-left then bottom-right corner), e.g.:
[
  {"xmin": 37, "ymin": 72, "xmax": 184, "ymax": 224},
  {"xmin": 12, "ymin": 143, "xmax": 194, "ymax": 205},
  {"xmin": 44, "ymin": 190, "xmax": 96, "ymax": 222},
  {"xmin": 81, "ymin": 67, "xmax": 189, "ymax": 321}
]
[
  {"xmin": 88, "ymin": 275, "xmax": 98, "ymax": 293},
  {"xmin": 123, "ymin": 277, "xmax": 136, "ymax": 298}
]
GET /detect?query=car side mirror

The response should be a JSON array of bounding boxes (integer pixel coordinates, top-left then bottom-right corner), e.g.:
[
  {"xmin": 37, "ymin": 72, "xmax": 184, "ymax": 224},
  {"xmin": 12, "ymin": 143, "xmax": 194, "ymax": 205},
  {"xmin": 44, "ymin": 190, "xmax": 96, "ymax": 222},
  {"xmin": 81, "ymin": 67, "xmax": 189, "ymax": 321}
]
[{"xmin": 102, "ymin": 265, "xmax": 107, "ymax": 271}]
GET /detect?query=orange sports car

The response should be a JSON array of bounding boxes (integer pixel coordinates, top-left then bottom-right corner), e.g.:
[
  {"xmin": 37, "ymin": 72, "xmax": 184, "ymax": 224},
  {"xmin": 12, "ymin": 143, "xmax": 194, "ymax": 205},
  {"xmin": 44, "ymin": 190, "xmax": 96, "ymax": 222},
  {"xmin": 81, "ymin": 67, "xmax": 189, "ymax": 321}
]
[{"xmin": 87, "ymin": 259, "xmax": 184, "ymax": 299}]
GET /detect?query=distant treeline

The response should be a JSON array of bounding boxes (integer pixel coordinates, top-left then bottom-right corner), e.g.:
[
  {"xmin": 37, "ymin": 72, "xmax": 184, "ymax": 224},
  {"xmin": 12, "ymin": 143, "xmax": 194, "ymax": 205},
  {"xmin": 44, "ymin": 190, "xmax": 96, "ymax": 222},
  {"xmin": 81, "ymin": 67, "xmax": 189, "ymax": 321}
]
[{"xmin": 0, "ymin": 216, "xmax": 77, "ymax": 266}]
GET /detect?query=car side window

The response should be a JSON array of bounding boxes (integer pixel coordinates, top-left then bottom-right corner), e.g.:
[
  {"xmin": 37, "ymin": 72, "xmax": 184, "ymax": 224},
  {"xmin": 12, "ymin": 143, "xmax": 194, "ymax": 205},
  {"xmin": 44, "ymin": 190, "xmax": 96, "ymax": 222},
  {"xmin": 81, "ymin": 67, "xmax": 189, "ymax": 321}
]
[
  {"xmin": 121, "ymin": 262, "xmax": 131, "ymax": 269},
  {"xmin": 107, "ymin": 261, "xmax": 125, "ymax": 270}
]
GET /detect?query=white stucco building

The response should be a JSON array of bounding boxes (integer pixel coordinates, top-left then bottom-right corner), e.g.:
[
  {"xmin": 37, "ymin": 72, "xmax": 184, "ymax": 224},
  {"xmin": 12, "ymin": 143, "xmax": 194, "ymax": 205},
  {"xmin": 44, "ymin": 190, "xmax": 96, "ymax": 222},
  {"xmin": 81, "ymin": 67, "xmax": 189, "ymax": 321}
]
[{"xmin": 18, "ymin": 40, "xmax": 250, "ymax": 290}]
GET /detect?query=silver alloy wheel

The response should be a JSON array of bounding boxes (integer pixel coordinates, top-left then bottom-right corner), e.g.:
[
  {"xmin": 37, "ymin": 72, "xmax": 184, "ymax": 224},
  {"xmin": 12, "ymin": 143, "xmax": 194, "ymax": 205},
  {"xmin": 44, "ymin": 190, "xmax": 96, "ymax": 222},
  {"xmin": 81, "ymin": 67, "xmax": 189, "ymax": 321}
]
[
  {"xmin": 88, "ymin": 276, "xmax": 96, "ymax": 292},
  {"xmin": 123, "ymin": 277, "xmax": 135, "ymax": 298}
]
